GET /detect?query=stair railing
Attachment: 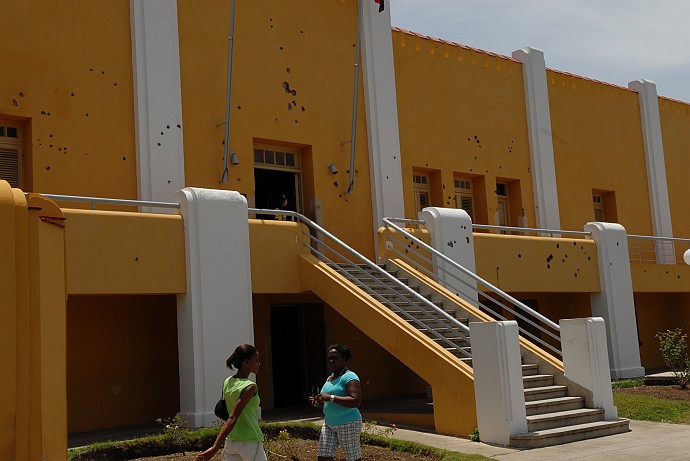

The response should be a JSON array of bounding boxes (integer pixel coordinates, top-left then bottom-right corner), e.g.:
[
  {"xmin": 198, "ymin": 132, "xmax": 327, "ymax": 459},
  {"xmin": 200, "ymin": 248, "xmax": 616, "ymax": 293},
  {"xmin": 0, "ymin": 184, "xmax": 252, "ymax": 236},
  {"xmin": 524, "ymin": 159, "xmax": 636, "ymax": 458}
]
[
  {"xmin": 250, "ymin": 208, "xmax": 472, "ymax": 360},
  {"xmin": 382, "ymin": 217, "xmax": 562, "ymax": 358}
]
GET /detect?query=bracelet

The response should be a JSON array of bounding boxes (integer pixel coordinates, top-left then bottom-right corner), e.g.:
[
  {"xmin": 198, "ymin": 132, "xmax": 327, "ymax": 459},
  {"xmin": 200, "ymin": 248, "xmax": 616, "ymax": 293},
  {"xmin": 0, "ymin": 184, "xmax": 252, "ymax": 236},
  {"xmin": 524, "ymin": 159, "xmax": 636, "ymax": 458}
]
[{"xmin": 330, "ymin": 394, "xmax": 335, "ymax": 402}]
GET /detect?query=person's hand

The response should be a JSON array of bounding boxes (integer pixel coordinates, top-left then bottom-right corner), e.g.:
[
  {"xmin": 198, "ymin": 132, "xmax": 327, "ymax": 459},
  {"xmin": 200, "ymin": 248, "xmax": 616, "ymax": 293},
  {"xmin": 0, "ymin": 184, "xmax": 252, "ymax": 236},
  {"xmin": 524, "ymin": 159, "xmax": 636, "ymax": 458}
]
[{"xmin": 195, "ymin": 446, "xmax": 218, "ymax": 460}]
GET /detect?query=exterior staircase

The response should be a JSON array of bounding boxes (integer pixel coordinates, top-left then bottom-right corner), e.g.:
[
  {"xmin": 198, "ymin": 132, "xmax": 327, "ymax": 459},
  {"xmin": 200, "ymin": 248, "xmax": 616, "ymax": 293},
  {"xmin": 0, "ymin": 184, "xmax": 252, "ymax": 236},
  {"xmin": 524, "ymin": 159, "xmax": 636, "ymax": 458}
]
[
  {"xmin": 511, "ymin": 363, "xmax": 629, "ymax": 448},
  {"xmin": 330, "ymin": 262, "xmax": 630, "ymax": 448}
]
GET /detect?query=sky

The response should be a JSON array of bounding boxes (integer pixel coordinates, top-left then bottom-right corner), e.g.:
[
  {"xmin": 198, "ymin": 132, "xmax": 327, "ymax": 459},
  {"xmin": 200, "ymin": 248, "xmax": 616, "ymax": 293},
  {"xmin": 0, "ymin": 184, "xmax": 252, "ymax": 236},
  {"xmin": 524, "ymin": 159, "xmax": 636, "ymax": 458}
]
[{"xmin": 389, "ymin": 0, "xmax": 690, "ymax": 103}]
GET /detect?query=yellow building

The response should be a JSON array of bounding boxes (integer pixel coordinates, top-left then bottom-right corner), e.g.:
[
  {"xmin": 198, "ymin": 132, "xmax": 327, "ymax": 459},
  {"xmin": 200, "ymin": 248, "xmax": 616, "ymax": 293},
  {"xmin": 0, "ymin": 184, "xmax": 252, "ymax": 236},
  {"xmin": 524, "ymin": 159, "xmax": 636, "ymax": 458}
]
[{"xmin": 2, "ymin": 0, "xmax": 690, "ymax": 459}]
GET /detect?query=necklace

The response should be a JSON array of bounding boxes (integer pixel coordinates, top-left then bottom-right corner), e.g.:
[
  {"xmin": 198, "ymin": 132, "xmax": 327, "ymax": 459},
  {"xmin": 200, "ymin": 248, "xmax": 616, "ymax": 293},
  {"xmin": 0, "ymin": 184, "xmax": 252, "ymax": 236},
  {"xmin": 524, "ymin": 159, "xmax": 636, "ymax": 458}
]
[{"xmin": 329, "ymin": 367, "xmax": 348, "ymax": 381}]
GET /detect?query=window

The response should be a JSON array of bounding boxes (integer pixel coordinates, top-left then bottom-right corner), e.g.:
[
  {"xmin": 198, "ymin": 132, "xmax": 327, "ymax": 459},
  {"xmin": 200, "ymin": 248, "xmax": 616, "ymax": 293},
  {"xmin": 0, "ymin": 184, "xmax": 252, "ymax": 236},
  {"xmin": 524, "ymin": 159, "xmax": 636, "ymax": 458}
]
[
  {"xmin": 0, "ymin": 121, "xmax": 23, "ymax": 188},
  {"xmin": 496, "ymin": 182, "xmax": 509, "ymax": 229},
  {"xmin": 593, "ymin": 194, "xmax": 605, "ymax": 221},
  {"xmin": 254, "ymin": 145, "xmax": 299, "ymax": 170},
  {"xmin": 454, "ymin": 177, "xmax": 474, "ymax": 221},
  {"xmin": 413, "ymin": 173, "xmax": 430, "ymax": 213}
]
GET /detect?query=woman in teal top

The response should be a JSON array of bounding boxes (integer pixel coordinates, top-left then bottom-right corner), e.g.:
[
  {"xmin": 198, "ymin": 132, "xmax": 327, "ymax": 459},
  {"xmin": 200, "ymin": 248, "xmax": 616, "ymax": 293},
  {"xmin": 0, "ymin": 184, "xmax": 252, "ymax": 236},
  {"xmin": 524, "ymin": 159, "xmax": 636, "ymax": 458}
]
[
  {"xmin": 310, "ymin": 344, "xmax": 363, "ymax": 461},
  {"xmin": 196, "ymin": 344, "xmax": 267, "ymax": 461}
]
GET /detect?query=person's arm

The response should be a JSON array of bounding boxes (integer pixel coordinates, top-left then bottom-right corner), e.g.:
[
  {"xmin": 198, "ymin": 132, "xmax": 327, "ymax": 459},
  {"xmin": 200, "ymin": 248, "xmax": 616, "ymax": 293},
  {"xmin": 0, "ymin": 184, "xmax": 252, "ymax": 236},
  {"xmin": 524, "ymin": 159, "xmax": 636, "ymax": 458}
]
[
  {"xmin": 195, "ymin": 384, "xmax": 257, "ymax": 461},
  {"xmin": 317, "ymin": 379, "xmax": 361, "ymax": 408}
]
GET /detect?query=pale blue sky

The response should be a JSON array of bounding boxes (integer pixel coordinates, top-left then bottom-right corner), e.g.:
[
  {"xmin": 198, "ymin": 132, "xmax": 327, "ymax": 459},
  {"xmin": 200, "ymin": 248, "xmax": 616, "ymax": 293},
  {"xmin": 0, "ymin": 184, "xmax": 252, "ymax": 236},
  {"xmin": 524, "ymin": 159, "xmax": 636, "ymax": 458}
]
[{"xmin": 390, "ymin": 0, "xmax": 690, "ymax": 103}]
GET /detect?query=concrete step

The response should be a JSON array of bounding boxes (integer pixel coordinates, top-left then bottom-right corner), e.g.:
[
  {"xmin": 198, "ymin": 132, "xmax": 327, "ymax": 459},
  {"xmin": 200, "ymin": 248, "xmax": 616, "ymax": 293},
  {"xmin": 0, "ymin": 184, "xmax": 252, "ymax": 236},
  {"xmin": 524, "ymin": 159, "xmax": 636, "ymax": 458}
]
[
  {"xmin": 521, "ymin": 363, "xmax": 539, "ymax": 376},
  {"xmin": 524, "ymin": 385, "xmax": 568, "ymax": 402},
  {"xmin": 525, "ymin": 396, "xmax": 585, "ymax": 416},
  {"xmin": 526, "ymin": 408, "xmax": 605, "ymax": 432},
  {"xmin": 509, "ymin": 418, "xmax": 630, "ymax": 449},
  {"xmin": 522, "ymin": 374, "xmax": 554, "ymax": 389}
]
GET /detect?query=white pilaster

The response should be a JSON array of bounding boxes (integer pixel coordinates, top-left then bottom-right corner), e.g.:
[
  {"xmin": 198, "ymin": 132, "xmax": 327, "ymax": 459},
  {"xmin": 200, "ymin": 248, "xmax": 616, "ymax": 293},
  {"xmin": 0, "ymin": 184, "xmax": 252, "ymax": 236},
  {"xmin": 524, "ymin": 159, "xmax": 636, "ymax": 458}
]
[
  {"xmin": 585, "ymin": 222, "xmax": 644, "ymax": 379},
  {"xmin": 131, "ymin": 0, "xmax": 185, "ymax": 207},
  {"xmin": 560, "ymin": 317, "xmax": 618, "ymax": 419},
  {"xmin": 361, "ymin": 2, "xmax": 405, "ymax": 243},
  {"xmin": 419, "ymin": 207, "xmax": 478, "ymax": 305},
  {"xmin": 512, "ymin": 47, "xmax": 561, "ymax": 231},
  {"xmin": 628, "ymin": 79, "xmax": 674, "ymax": 263},
  {"xmin": 175, "ymin": 188, "xmax": 255, "ymax": 427},
  {"xmin": 470, "ymin": 321, "xmax": 527, "ymax": 446}
]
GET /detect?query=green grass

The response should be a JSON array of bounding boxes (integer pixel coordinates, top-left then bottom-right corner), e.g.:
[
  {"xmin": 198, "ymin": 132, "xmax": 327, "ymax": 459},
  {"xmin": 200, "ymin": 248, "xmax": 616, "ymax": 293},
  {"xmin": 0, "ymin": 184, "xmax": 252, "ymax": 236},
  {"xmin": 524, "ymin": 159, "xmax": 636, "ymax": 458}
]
[
  {"xmin": 611, "ymin": 377, "xmax": 645, "ymax": 389},
  {"xmin": 614, "ymin": 392, "xmax": 690, "ymax": 424},
  {"xmin": 69, "ymin": 421, "xmax": 496, "ymax": 461}
]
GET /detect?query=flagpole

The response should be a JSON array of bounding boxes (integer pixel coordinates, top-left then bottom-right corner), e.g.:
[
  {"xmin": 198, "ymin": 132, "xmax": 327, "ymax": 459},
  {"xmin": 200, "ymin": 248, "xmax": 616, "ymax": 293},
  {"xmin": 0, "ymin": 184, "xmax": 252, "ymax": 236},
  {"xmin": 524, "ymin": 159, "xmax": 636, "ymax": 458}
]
[
  {"xmin": 222, "ymin": 0, "xmax": 236, "ymax": 184},
  {"xmin": 347, "ymin": 0, "xmax": 363, "ymax": 195}
]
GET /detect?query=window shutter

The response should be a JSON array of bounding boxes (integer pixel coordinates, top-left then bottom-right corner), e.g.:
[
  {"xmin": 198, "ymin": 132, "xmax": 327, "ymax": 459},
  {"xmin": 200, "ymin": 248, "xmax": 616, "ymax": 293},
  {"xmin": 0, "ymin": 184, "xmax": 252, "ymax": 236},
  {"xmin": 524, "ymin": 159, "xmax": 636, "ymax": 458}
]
[{"xmin": 0, "ymin": 149, "xmax": 19, "ymax": 188}]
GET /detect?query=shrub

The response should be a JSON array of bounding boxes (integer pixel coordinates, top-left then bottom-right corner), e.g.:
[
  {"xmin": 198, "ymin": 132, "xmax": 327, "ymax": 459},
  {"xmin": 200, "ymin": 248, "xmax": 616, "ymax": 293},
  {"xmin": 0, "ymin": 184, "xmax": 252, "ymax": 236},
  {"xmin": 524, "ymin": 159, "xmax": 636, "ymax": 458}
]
[{"xmin": 656, "ymin": 328, "xmax": 690, "ymax": 389}]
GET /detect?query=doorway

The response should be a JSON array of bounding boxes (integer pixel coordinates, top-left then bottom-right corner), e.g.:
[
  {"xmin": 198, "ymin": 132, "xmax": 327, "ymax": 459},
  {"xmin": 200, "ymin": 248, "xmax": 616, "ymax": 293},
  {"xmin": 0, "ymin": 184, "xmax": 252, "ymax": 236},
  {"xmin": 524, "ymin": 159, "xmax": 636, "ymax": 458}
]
[{"xmin": 270, "ymin": 304, "xmax": 326, "ymax": 408}]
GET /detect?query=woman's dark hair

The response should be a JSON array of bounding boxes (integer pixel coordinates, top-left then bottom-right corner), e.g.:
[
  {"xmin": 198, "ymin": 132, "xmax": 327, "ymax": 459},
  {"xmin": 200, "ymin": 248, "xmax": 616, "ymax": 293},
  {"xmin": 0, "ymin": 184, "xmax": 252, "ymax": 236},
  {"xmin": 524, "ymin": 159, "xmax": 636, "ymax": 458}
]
[
  {"xmin": 226, "ymin": 344, "xmax": 257, "ymax": 369},
  {"xmin": 327, "ymin": 343, "xmax": 353, "ymax": 361}
]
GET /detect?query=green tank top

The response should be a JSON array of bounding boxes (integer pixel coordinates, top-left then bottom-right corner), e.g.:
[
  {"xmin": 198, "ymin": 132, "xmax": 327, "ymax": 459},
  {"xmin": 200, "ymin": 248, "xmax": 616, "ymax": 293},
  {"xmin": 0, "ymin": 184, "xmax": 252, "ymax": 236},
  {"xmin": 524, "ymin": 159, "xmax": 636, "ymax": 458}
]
[{"xmin": 223, "ymin": 376, "xmax": 262, "ymax": 442}]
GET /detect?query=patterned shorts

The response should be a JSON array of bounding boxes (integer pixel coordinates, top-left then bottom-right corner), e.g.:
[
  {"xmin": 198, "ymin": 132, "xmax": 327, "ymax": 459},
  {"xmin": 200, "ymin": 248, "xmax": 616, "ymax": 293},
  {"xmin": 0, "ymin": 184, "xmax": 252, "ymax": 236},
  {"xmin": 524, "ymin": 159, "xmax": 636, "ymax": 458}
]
[{"xmin": 318, "ymin": 419, "xmax": 363, "ymax": 461}]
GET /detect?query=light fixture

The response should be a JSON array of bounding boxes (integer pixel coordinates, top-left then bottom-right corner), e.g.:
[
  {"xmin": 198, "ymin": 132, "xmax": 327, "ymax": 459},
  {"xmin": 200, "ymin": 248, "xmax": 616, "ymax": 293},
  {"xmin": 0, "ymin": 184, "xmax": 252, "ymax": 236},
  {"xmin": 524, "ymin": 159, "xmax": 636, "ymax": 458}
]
[
  {"xmin": 220, "ymin": 151, "xmax": 239, "ymax": 184},
  {"xmin": 327, "ymin": 162, "xmax": 338, "ymax": 175},
  {"xmin": 230, "ymin": 151, "xmax": 240, "ymax": 165}
]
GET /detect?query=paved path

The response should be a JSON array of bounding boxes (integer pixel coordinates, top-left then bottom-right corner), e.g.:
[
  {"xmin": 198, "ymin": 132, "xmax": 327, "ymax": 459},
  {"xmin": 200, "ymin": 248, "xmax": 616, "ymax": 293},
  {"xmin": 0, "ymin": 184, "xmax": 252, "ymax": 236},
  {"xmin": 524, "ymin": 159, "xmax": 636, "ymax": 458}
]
[{"xmin": 385, "ymin": 420, "xmax": 690, "ymax": 461}]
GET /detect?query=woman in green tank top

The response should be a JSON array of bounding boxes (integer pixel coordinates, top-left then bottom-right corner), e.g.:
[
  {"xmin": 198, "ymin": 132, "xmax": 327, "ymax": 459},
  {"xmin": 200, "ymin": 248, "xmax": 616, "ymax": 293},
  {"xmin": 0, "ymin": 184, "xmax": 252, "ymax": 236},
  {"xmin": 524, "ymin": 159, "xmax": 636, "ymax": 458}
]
[{"xmin": 195, "ymin": 344, "xmax": 267, "ymax": 461}]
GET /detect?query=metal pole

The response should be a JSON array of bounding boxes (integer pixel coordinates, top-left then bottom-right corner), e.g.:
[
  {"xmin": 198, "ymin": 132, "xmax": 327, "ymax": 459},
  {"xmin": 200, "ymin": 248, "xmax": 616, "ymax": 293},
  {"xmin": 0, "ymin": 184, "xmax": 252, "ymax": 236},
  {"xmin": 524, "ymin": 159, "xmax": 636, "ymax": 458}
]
[
  {"xmin": 222, "ymin": 0, "xmax": 236, "ymax": 183},
  {"xmin": 347, "ymin": 0, "xmax": 363, "ymax": 195}
]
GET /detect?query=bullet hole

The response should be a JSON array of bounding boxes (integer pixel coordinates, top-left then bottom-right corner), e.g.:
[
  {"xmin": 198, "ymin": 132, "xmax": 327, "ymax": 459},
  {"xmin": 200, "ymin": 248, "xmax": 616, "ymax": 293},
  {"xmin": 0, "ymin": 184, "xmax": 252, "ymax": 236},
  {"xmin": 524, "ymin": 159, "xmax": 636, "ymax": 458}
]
[
  {"xmin": 41, "ymin": 110, "xmax": 46, "ymax": 115},
  {"xmin": 270, "ymin": 25, "xmax": 273, "ymax": 28},
  {"xmin": 113, "ymin": 82, "xmax": 118, "ymax": 86},
  {"xmin": 446, "ymin": 201, "xmax": 450, "ymax": 205},
  {"xmin": 470, "ymin": 168, "xmax": 473, "ymax": 172},
  {"xmin": 135, "ymin": 257, "xmax": 139, "ymax": 261},
  {"xmin": 556, "ymin": 243, "xmax": 560, "ymax": 248},
  {"xmin": 386, "ymin": 176, "xmax": 389, "ymax": 179},
  {"xmin": 547, "ymin": 264, "xmax": 551, "ymax": 269},
  {"xmin": 280, "ymin": 46, "xmax": 284, "ymax": 50},
  {"xmin": 288, "ymin": 103, "xmax": 293, "ymax": 111},
  {"xmin": 46, "ymin": 166, "xmax": 51, "ymax": 170},
  {"xmin": 157, "ymin": 142, "xmax": 161, "ymax": 146},
  {"xmin": 269, "ymin": 17, "xmax": 272, "ymax": 21},
  {"xmin": 339, "ymin": 194, "xmax": 342, "ymax": 198},
  {"xmin": 161, "ymin": 131, "xmax": 164, "ymax": 135},
  {"xmin": 47, "ymin": 112, "xmax": 51, "ymax": 116},
  {"xmin": 294, "ymin": 120, "xmax": 298, "ymax": 123},
  {"xmin": 167, "ymin": 180, "xmax": 171, "ymax": 184},
  {"xmin": 101, "ymin": 70, "xmax": 105, "ymax": 74},
  {"xmin": 499, "ymin": 166, "xmax": 502, "ymax": 169},
  {"xmin": 355, "ymin": 169, "xmax": 358, "ymax": 174},
  {"xmin": 546, "ymin": 254, "xmax": 553, "ymax": 263},
  {"xmin": 425, "ymin": 163, "xmax": 429, "ymax": 166},
  {"xmin": 86, "ymin": 113, "xmax": 89, "ymax": 116},
  {"xmin": 565, "ymin": 254, "xmax": 568, "ymax": 258},
  {"xmin": 59, "ymin": 148, "xmax": 62, "ymax": 152},
  {"xmin": 574, "ymin": 273, "xmax": 578, "ymax": 277},
  {"xmin": 581, "ymin": 246, "xmax": 584, "ymax": 250},
  {"xmin": 562, "ymin": 259, "xmax": 565, "ymax": 263},
  {"xmin": 49, "ymin": 144, "xmax": 53, "ymax": 148},
  {"xmin": 71, "ymin": 93, "xmax": 75, "ymax": 96},
  {"xmin": 18, "ymin": 92, "xmax": 24, "ymax": 97},
  {"xmin": 573, "ymin": 242, "xmax": 577, "ymax": 246},
  {"xmin": 467, "ymin": 137, "xmax": 471, "ymax": 141},
  {"xmin": 286, "ymin": 67, "xmax": 291, "ymax": 73},
  {"xmin": 12, "ymin": 99, "xmax": 18, "ymax": 106},
  {"xmin": 283, "ymin": 82, "xmax": 291, "ymax": 93},
  {"xmin": 393, "ymin": 156, "xmax": 396, "ymax": 159},
  {"xmin": 90, "ymin": 68, "xmax": 93, "ymax": 71},
  {"xmin": 466, "ymin": 236, "xmax": 470, "ymax": 244},
  {"xmin": 166, "ymin": 125, "xmax": 170, "ymax": 129},
  {"xmin": 301, "ymin": 106, "xmax": 305, "ymax": 111},
  {"xmin": 588, "ymin": 256, "xmax": 591, "ymax": 261},
  {"xmin": 301, "ymin": 30, "xmax": 304, "ymax": 34},
  {"xmin": 518, "ymin": 253, "xmax": 522, "ymax": 258},
  {"xmin": 275, "ymin": 118, "xmax": 278, "ymax": 121},
  {"xmin": 237, "ymin": 105, "xmax": 241, "ymax": 110},
  {"xmin": 447, "ymin": 241, "xmax": 454, "ymax": 248},
  {"xmin": 291, "ymin": 90, "xmax": 297, "ymax": 96},
  {"xmin": 610, "ymin": 262, "xmax": 613, "ymax": 266}
]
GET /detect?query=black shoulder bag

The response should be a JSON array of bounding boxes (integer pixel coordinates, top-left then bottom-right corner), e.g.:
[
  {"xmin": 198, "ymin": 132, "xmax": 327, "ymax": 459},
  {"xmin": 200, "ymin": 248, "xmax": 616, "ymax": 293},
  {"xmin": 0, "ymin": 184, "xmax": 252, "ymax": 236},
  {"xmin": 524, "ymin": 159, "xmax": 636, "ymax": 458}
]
[{"xmin": 214, "ymin": 387, "xmax": 229, "ymax": 420}]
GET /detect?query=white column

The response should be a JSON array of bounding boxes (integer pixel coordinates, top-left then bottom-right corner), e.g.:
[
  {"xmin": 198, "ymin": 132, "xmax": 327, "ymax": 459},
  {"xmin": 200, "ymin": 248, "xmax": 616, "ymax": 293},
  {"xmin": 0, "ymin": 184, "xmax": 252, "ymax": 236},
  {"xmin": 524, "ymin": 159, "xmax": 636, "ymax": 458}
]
[
  {"xmin": 628, "ymin": 79, "xmax": 674, "ymax": 263},
  {"xmin": 419, "ymin": 207, "xmax": 478, "ymax": 305},
  {"xmin": 585, "ymin": 222, "xmax": 644, "ymax": 379},
  {"xmin": 130, "ymin": 0, "xmax": 185, "ymax": 207},
  {"xmin": 512, "ymin": 47, "xmax": 561, "ymax": 231},
  {"xmin": 361, "ymin": 2, "xmax": 405, "ymax": 245},
  {"xmin": 470, "ymin": 321, "xmax": 527, "ymax": 446},
  {"xmin": 175, "ymin": 188, "xmax": 255, "ymax": 427},
  {"xmin": 560, "ymin": 317, "xmax": 618, "ymax": 420}
]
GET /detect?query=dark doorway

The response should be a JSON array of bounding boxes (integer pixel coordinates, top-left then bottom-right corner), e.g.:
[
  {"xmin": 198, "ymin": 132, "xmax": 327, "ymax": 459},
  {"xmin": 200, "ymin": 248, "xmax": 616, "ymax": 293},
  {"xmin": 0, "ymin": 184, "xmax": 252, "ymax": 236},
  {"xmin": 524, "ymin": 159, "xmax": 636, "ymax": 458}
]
[
  {"xmin": 254, "ymin": 168, "xmax": 299, "ymax": 215},
  {"xmin": 270, "ymin": 304, "xmax": 326, "ymax": 408}
]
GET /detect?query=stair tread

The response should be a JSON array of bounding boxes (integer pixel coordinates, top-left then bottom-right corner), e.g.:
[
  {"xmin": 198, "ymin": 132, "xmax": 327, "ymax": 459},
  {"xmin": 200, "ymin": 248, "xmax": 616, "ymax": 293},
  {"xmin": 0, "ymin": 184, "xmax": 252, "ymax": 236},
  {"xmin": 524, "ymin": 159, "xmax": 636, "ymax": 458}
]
[
  {"xmin": 523, "ymin": 374, "xmax": 553, "ymax": 380},
  {"xmin": 526, "ymin": 408, "xmax": 603, "ymax": 421},
  {"xmin": 524, "ymin": 385, "xmax": 567, "ymax": 393},
  {"xmin": 525, "ymin": 396, "xmax": 584, "ymax": 407},
  {"xmin": 510, "ymin": 418, "xmax": 629, "ymax": 439}
]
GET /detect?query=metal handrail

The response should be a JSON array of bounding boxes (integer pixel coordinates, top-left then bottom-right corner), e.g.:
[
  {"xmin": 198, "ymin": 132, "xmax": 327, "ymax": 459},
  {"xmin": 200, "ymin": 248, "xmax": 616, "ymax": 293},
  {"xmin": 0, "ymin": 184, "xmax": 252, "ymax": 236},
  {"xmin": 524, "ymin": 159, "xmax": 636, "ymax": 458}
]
[
  {"xmin": 24, "ymin": 193, "xmax": 180, "ymax": 210},
  {"xmin": 628, "ymin": 234, "xmax": 690, "ymax": 243},
  {"xmin": 383, "ymin": 217, "xmax": 562, "ymax": 356},
  {"xmin": 249, "ymin": 208, "xmax": 472, "ymax": 359},
  {"xmin": 472, "ymin": 223, "xmax": 591, "ymax": 237}
]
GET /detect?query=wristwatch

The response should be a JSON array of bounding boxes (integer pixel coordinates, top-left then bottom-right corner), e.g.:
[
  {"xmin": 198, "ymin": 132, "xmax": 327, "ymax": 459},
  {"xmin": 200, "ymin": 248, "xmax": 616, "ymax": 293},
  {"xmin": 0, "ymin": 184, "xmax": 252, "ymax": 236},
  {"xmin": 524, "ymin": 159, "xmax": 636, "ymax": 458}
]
[{"xmin": 330, "ymin": 394, "xmax": 335, "ymax": 402}]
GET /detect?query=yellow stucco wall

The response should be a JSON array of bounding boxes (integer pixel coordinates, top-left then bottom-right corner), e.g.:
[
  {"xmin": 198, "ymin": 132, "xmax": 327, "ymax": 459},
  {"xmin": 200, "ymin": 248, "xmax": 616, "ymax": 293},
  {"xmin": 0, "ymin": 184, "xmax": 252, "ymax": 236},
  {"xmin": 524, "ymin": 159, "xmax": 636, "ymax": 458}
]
[
  {"xmin": 63, "ymin": 209, "xmax": 186, "ymax": 295},
  {"xmin": 634, "ymin": 292, "xmax": 690, "ymax": 369},
  {"xmin": 0, "ymin": 1, "xmax": 137, "ymax": 198},
  {"xmin": 393, "ymin": 30, "xmax": 534, "ymax": 225},
  {"xmin": 659, "ymin": 98, "xmax": 690, "ymax": 237},
  {"xmin": 66, "ymin": 295, "xmax": 180, "ymax": 433},
  {"xmin": 547, "ymin": 73, "xmax": 652, "ymax": 234}
]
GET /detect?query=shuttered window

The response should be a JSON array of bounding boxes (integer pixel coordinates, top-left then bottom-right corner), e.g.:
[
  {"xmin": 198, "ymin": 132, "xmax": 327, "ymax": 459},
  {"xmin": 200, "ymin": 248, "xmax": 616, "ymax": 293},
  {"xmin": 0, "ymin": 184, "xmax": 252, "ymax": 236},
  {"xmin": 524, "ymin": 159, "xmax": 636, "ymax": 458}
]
[{"xmin": 0, "ymin": 122, "xmax": 22, "ymax": 188}]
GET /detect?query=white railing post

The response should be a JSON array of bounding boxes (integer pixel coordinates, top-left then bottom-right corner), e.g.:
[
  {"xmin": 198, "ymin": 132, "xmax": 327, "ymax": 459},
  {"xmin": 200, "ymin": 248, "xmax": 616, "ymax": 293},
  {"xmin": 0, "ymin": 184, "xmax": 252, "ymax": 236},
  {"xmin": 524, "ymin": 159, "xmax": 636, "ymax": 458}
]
[
  {"xmin": 470, "ymin": 321, "xmax": 527, "ymax": 445},
  {"xmin": 585, "ymin": 222, "xmax": 644, "ymax": 379},
  {"xmin": 560, "ymin": 317, "xmax": 618, "ymax": 420},
  {"xmin": 419, "ymin": 207, "xmax": 478, "ymax": 305}
]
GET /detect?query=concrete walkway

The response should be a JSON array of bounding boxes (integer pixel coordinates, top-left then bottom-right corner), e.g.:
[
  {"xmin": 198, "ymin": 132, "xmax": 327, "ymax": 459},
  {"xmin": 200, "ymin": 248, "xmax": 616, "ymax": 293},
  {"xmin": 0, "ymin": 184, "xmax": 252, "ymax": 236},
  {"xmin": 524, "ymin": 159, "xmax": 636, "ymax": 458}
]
[{"xmin": 384, "ymin": 420, "xmax": 690, "ymax": 461}]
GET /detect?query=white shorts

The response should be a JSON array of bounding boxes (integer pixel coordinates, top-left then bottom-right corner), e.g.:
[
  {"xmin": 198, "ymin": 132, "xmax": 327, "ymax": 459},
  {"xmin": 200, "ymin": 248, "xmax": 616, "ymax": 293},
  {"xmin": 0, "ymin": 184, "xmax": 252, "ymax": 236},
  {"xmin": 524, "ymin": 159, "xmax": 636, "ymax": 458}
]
[{"xmin": 223, "ymin": 439, "xmax": 268, "ymax": 461}]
